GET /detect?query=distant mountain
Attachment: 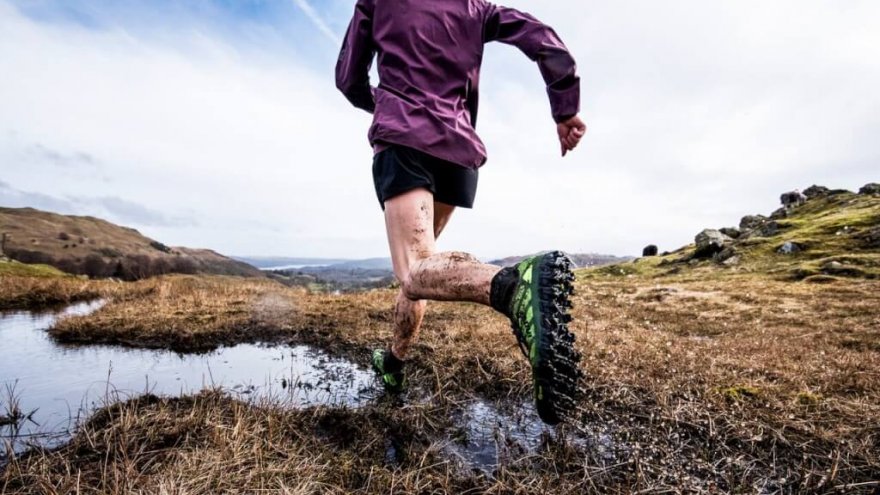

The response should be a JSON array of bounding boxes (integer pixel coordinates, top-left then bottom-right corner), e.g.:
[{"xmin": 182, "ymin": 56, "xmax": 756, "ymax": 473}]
[
  {"xmin": 0, "ymin": 207, "xmax": 262, "ymax": 280},
  {"xmin": 489, "ymin": 252, "xmax": 633, "ymax": 268},
  {"xmin": 329, "ymin": 257, "xmax": 393, "ymax": 270}
]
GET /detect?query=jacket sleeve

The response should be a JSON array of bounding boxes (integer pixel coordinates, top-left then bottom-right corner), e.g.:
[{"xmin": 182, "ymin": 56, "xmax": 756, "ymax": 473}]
[
  {"xmin": 335, "ymin": 0, "xmax": 376, "ymax": 113},
  {"xmin": 483, "ymin": 4, "xmax": 580, "ymax": 123}
]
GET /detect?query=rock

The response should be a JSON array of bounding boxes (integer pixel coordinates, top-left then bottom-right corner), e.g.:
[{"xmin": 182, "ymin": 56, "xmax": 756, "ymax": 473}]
[
  {"xmin": 803, "ymin": 185, "xmax": 830, "ymax": 199},
  {"xmin": 719, "ymin": 227, "xmax": 741, "ymax": 239},
  {"xmin": 739, "ymin": 215, "xmax": 767, "ymax": 231},
  {"xmin": 859, "ymin": 183, "xmax": 880, "ymax": 195},
  {"xmin": 769, "ymin": 207, "xmax": 789, "ymax": 219},
  {"xmin": 827, "ymin": 188, "xmax": 852, "ymax": 196},
  {"xmin": 780, "ymin": 190, "xmax": 807, "ymax": 208},
  {"xmin": 722, "ymin": 255, "xmax": 741, "ymax": 267},
  {"xmin": 822, "ymin": 261, "xmax": 865, "ymax": 278},
  {"xmin": 777, "ymin": 241, "xmax": 804, "ymax": 254},
  {"xmin": 694, "ymin": 229, "xmax": 731, "ymax": 258},
  {"xmin": 855, "ymin": 226, "xmax": 880, "ymax": 248},
  {"xmin": 757, "ymin": 221, "xmax": 782, "ymax": 237},
  {"xmin": 715, "ymin": 246, "xmax": 737, "ymax": 263},
  {"xmin": 642, "ymin": 245, "xmax": 659, "ymax": 257}
]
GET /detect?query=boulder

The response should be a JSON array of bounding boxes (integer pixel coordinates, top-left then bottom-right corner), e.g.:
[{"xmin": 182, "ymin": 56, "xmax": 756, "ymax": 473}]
[
  {"xmin": 757, "ymin": 221, "xmax": 782, "ymax": 237},
  {"xmin": 777, "ymin": 241, "xmax": 804, "ymax": 254},
  {"xmin": 822, "ymin": 261, "xmax": 865, "ymax": 278},
  {"xmin": 859, "ymin": 183, "xmax": 880, "ymax": 195},
  {"xmin": 642, "ymin": 245, "xmax": 659, "ymax": 257},
  {"xmin": 855, "ymin": 226, "xmax": 880, "ymax": 248},
  {"xmin": 769, "ymin": 207, "xmax": 789, "ymax": 219},
  {"xmin": 694, "ymin": 229, "xmax": 731, "ymax": 258},
  {"xmin": 803, "ymin": 185, "xmax": 830, "ymax": 199},
  {"xmin": 715, "ymin": 246, "xmax": 738, "ymax": 263},
  {"xmin": 739, "ymin": 215, "xmax": 767, "ymax": 231},
  {"xmin": 780, "ymin": 190, "xmax": 807, "ymax": 208},
  {"xmin": 719, "ymin": 227, "xmax": 741, "ymax": 239}
]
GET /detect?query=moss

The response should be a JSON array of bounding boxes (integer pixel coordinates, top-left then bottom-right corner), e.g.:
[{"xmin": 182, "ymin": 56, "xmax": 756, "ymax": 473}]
[
  {"xmin": 796, "ymin": 392, "xmax": 823, "ymax": 406},
  {"xmin": 0, "ymin": 259, "xmax": 69, "ymax": 278},
  {"xmin": 716, "ymin": 385, "xmax": 761, "ymax": 401}
]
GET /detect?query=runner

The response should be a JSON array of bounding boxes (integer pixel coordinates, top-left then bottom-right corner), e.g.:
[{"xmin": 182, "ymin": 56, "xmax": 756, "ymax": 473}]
[{"xmin": 336, "ymin": 0, "xmax": 586, "ymax": 425}]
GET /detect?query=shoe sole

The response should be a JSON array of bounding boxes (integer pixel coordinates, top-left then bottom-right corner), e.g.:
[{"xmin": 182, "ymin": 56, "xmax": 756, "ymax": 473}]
[{"xmin": 528, "ymin": 251, "xmax": 583, "ymax": 425}]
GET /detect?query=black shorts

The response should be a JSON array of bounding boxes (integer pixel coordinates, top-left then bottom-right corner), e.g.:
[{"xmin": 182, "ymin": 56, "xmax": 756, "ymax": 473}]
[{"xmin": 372, "ymin": 144, "xmax": 479, "ymax": 210}]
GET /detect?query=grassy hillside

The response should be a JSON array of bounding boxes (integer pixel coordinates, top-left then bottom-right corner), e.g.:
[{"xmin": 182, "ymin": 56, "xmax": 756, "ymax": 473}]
[
  {"xmin": 0, "ymin": 207, "xmax": 262, "ymax": 279},
  {"xmin": 587, "ymin": 186, "xmax": 880, "ymax": 281},
  {"xmin": 0, "ymin": 258, "xmax": 68, "ymax": 278}
]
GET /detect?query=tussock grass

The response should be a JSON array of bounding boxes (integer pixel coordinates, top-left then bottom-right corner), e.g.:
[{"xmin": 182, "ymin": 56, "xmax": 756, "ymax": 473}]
[
  {"xmin": 0, "ymin": 275, "xmax": 108, "ymax": 310},
  {"xmin": 2, "ymin": 270, "xmax": 878, "ymax": 492}
]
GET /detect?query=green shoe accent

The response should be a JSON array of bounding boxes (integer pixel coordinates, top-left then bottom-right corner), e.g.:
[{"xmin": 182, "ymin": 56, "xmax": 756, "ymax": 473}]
[
  {"xmin": 507, "ymin": 251, "xmax": 583, "ymax": 425},
  {"xmin": 371, "ymin": 349, "xmax": 405, "ymax": 393}
]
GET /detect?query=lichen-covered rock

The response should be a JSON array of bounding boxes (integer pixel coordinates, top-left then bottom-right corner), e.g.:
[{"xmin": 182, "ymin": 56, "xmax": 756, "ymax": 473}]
[
  {"xmin": 803, "ymin": 185, "xmax": 830, "ymax": 199},
  {"xmin": 739, "ymin": 215, "xmax": 767, "ymax": 231},
  {"xmin": 695, "ymin": 229, "xmax": 730, "ymax": 258},
  {"xmin": 642, "ymin": 245, "xmax": 658, "ymax": 257},
  {"xmin": 859, "ymin": 183, "xmax": 880, "ymax": 195}
]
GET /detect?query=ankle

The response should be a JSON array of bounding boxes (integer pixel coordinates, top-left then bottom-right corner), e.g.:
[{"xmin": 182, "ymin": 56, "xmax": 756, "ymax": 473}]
[
  {"xmin": 490, "ymin": 267, "xmax": 518, "ymax": 316},
  {"xmin": 385, "ymin": 348, "xmax": 405, "ymax": 372}
]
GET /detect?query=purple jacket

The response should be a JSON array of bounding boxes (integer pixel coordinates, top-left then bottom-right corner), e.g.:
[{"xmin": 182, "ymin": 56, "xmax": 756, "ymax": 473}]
[{"xmin": 336, "ymin": 0, "xmax": 580, "ymax": 169}]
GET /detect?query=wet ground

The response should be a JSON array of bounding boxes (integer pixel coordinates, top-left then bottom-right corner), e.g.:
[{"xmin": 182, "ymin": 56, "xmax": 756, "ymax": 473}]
[
  {"xmin": 1, "ymin": 301, "xmax": 595, "ymax": 474},
  {"xmin": 0, "ymin": 301, "xmax": 375, "ymax": 457}
]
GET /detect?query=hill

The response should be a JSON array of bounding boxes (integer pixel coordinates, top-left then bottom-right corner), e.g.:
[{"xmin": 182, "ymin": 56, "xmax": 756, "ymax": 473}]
[
  {"xmin": 490, "ymin": 252, "xmax": 632, "ymax": 268},
  {"xmin": 0, "ymin": 207, "xmax": 262, "ymax": 280},
  {"xmin": 588, "ymin": 183, "xmax": 880, "ymax": 281}
]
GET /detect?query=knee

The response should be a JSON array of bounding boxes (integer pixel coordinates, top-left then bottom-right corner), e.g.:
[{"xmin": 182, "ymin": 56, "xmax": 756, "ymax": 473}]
[
  {"xmin": 399, "ymin": 272, "xmax": 419, "ymax": 300},
  {"xmin": 395, "ymin": 255, "xmax": 428, "ymax": 299}
]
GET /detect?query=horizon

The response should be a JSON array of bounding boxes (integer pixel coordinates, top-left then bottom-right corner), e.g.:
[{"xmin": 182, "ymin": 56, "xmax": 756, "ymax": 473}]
[{"xmin": 1, "ymin": 1, "xmax": 878, "ymax": 260}]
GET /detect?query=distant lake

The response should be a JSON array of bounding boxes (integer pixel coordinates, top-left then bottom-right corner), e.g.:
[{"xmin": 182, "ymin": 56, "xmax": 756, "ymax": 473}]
[{"xmin": 262, "ymin": 264, "xmax": 329, "ymax": 271}]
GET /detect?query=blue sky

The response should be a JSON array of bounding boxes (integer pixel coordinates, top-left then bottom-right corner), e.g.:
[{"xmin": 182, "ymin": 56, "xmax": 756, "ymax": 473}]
[
  {"xmin": 9, "ymin": 0, "xmax": 345, "ymax": 59},
  {"xmin": 2, "ymin": 1, "xmax": 879, "ymax": 259}
]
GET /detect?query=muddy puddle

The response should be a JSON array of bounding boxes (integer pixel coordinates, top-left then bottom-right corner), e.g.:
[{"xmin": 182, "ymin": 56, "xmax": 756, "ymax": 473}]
[
  {"xmin": 1, "ymin": 301, "xmax": 617, "ymax": 475},
  {"xmin": 0, "ymin": 301, "xmax": 375, "ymax": 457},
  {"xmin": 444, "ymin": 399, "xmax": 620, "ymax": 474}
]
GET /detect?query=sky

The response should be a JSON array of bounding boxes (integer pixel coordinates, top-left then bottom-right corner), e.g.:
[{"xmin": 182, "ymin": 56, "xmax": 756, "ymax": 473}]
[{"xmin": 1, "ymin": 0, "xmax": 878, "ymax": 260}]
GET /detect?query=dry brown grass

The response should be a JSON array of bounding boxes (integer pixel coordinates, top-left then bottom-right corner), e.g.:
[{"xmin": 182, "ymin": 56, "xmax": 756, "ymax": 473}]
[
  {"xmin": 2, "ymin": 271, "xmax": 880, "ymax": 493},
  {"xmin": 0, "ymin": 276, "xmax": 110, "ymax": 310}
]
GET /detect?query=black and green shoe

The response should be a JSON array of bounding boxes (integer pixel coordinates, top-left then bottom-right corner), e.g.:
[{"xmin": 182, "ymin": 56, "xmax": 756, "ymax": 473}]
[
  {"xmin": 372, "ymin": 349, "xmax": 406, "ymax": 394},
  {"xmin": 493, "ymin": 251, "xmax": 583, "ymax": 425}
]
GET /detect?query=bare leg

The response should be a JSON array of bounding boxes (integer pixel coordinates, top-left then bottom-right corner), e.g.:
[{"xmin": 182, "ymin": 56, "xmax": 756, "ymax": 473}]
[{"xmin": 384, "ymin": 188, "xmax": 501, "ymax": 359}]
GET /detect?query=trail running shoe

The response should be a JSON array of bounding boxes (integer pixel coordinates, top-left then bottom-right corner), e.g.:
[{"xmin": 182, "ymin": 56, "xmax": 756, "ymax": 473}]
[
  {"xmin": 506, "ymin": 251, "xmax": 583, "ymax": 425},
  {"xmin": 372, "ymin": 349, "xmax": 405, "ymax": 394}
]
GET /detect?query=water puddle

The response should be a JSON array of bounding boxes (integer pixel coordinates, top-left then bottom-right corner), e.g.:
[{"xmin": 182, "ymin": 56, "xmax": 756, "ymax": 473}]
[
  {"xmin": 0, "ymin": 301, "xmax": 374, "ymax": 458},
  {"xmin": 445, "ymin": 399, "xmax": 619, "ymax": 473}
]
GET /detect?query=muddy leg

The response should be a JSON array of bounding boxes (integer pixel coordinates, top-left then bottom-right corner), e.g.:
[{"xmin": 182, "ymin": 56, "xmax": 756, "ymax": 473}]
[{"xmin": 384, "ymin": 189, "xmax": 500, "ymax": 359}]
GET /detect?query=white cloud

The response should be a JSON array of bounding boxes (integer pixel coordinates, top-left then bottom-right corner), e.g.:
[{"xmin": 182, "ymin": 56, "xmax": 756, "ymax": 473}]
[
  {"xmin": 1, "ymin": 1, "xmax": 878, "ymax": 259},
  {"xmin": 291, "ymin": 0, "xmax": 340, "ymax": 45}
]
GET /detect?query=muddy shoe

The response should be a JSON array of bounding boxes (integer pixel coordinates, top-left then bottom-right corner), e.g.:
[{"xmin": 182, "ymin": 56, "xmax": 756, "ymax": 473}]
[
  {"xmin": 371, "ymin": 349, "xmax": 405, "ymax": 394},
  {"xmin": 492, "ymin": 251, "xmax": 583, "ymax": 425}
]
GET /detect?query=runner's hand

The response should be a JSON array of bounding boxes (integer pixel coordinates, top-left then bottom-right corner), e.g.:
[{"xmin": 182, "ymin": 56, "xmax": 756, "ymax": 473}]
[{"xmin": 557, "ymin": 115, "xmax": 586, "ymax": 157}]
